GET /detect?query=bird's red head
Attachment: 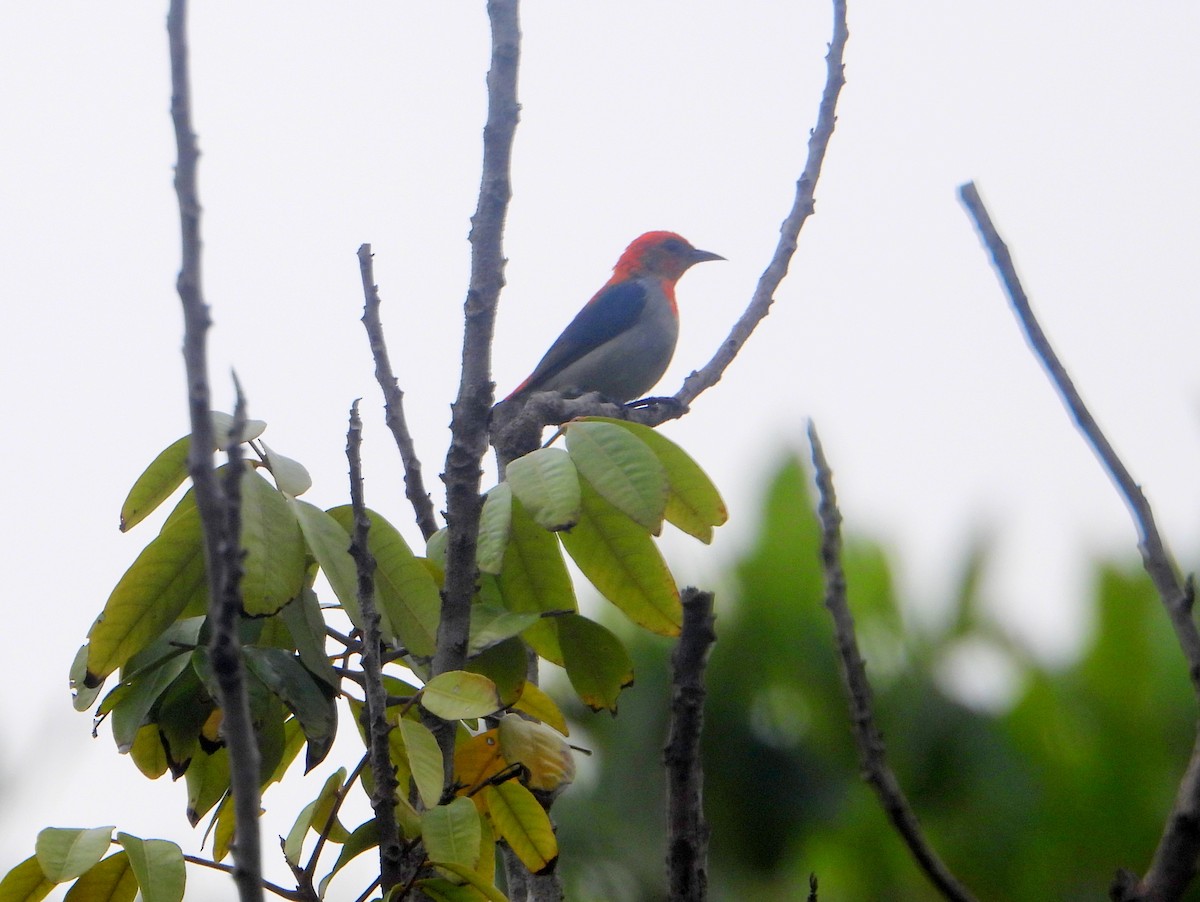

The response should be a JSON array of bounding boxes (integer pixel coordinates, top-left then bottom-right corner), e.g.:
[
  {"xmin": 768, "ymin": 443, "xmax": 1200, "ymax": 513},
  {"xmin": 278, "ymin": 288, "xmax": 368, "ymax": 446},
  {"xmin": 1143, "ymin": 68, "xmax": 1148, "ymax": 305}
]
[{"xmin": 610, "ymin": 231, "xmax": 725, "ymax": 283}]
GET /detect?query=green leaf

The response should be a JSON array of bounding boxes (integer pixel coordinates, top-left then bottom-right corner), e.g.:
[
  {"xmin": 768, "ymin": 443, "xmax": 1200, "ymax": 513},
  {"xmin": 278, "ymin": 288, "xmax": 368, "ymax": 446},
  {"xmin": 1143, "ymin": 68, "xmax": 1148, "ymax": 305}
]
[
  {"xmin": 85, "ymin": 494, "xmax": 206, "ymax": 685},
  {"xmin": 421, "ymin": 862, "xmax": 507, "ymax": 902},
  {"xmin": 318, "ymin": 820, "xmax": 379, "ymax": 896},
  {"xmin": 468, "ymin": 605, "xmax": 541, "ymax": 656},
  {"xmin": 284, "ymin": 799, "xmax": 319, "ymax": 868},
  {"xmin": 421, "ymin": 798, "xmax": 482, "ymax": 873},
  {"xmin": 484, "ymin": 781, "xmax": 557, "ymax": 874},
  {"xmin": 35, "ymin": 827, "xmax": 114, "ymax": 883},
  {"xmin": 476, "ymin": 484, "xmax": 513, "ymax": 575},
  {"xmin": 110, "ymin": 644, "xmax": 194, "ymax": 754},
  {"xmin": 283, "ymin": 769, "xmax": 346, "ymax": 867},
  {"xmin": 239, "ymin": 470, "xmax": 306, "ymax": 616},
  {"xmin": 184, "ymin": 747, "xmax": 229, "ymax": 826},
  {"xmin": 119, "ymin": 436, "xmax": 189, "ymax": 533},
  {"xmin": 422, "ymin": 671, "xmax": 503, "ymax": 720},
  {"xmin": 505, "ymin": 447, "xmax": 581, "ymax": 531},
  {"xmin": 327, "ymin": 506, "xmax": 440, "ymax": 657},
  {"xmin": 557, "ymin": 613, "xmax": 634, "ymax": 713},
  {"xmin": 155, "ymin": 661, "xmax": 212, "ymax": 778},
  {"xmin": 496, "ymin": 497, "xmax": 576, "ymax": 616},
  {"xmin": 310, "ymin": 768, "xmax": 351, "ymax": 845},
  {"xmin": 289, "ymin": 499, "xmax": 366, "ymax": 631},
  {"xmin": 243, "ymin": 647, "xmax": 336, "ymax": 771},
  {"xmin": 466, "ymin": 637, "xmax": 527, "ymax": 708},
  {"xmin": 115, "ymin": 835, "xmax": 184, "ymax": 902},
  {"xmin": 564, "ymin": 419, "xmax": 668, "ymax": 533},
  {"xmin": 0, "ymin": 855, "xmax": 54, "ymax": 901},
  {"xmin": 558, "ymin": 478, "xmax": 681, "ymax": 636},
  {"xmin": 398, "ymin": 717, "xmax": 445, "ymax": 809},
  {"xmin": 582, "ymin": 417, "xmax": 727, "ymax": 542},
  {"xmin": 279, "ymin": 587, "xmax": 339, "ymax": 688},
  {"xmin": 63, "ymin": 852, "xmax": 138, "ymax": 902}
]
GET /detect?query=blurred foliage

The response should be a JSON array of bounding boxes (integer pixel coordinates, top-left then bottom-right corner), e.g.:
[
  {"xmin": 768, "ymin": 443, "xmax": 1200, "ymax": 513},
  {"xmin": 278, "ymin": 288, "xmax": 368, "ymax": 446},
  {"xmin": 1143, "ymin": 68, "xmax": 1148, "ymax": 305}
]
[{"xmin": 551, "ymin": 452, "xmax": 1199, "ymax": 901}]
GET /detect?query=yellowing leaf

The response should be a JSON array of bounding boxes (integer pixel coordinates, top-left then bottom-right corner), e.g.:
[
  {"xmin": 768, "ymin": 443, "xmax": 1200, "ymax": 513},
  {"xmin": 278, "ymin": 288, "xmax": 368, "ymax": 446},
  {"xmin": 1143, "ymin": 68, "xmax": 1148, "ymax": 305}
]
[
  {"xmin": 558, "ymin": 479, "xmax": 681, "ymax": 636},
  {"xmin": 484, "ymin": 781, "xmax": 557, "ymax": 874},
  {"xmin": 564, "ymin": 420, "xmax": 668, "ymax": 533},
  {"xmin": 119, "ymin": 436, "xmax": 190, "ymax": 533},
  {"xmin": 63, "ymin": 851, "xmax": 138, "ymax": 902},
  {"xmin": 421, "ymin": 671, "xmax": 502, "ymax": 720},
  {"xmin": 511, "ymin": 682, "xmax": 569, "ymax": 736},
  {"xmin": 497, "ymin": 714, "xmax": 576, "ymax": 794},
  {"xmin": 505, "ymin": 447, "xmax": 580, "ymax": 531},
  {"xmin": 454, "ymin": 730, "xmax": 507, "ymax": 795},
  {"xmin": 86, "ymin": 494, "xmax": 207, "ymax": 686},
  {"xmin": 0, "ymin": 855, "xmax": 55, "ymax": 901},
  {"xmin": 398, "ymin": 717, "xmax": 445, "ymax": 809}
]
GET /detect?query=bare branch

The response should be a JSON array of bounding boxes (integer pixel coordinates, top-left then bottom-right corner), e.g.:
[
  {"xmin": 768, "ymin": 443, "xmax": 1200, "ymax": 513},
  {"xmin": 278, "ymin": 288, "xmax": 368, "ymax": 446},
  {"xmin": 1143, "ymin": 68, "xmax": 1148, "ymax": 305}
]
[
  {"xmin": 357, "ymin": 244, "xmax": 440, "ymax": 541},
  {"xmin": 167, "ymin": 3, "xmax": 262, "ymax": 898},
  {"xmin": 345, "ymin": 401, "xmax": 405, "ymax": 893},
  {"xmin": 808, "ymin": 421, "xmax": 979, "ymax": 902},
  {"xmin": 958, "ymin": 182, "xmax": 1200, "ymax": 688},
  {"xmin": 435, "ymin": 0, "xmax": 521, "ymax": 759},
  {"xmin": 668, "ymin": 0, "xmax": 848, "ymax": 418},
  {"xmin": 182, "ymin": 854, "xmax": 305, "ymax": 902},
  {"xmin": 664, "ymin": 587, "xmax": 716, "ymax": 902},
  {"xmin": 958, "ymin": 182, "xmax": 1200, "ymax": 902}
]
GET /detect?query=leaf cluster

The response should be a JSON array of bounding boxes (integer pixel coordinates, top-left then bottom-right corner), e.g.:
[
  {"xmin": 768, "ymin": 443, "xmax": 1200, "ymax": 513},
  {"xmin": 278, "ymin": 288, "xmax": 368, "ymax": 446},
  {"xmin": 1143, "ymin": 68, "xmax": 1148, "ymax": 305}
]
[{"xmin": 8, "ymin": 414, "xmax": 725, "ymax": 900}]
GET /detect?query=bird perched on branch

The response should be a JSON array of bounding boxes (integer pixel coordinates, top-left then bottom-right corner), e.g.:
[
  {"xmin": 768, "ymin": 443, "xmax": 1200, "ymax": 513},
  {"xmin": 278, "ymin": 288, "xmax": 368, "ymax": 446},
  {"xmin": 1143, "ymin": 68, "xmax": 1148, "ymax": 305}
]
[{"xmin": 505, "ymin": 231, "xmax": 724, "ymax": 404}]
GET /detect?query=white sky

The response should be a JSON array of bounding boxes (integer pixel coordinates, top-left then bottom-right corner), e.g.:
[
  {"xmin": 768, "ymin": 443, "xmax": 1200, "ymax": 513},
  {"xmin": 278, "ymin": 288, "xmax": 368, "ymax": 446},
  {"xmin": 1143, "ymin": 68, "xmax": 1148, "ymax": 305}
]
[{"xmin": 3, "ymin": 1, "xmax": 1199, "ymax": 893}]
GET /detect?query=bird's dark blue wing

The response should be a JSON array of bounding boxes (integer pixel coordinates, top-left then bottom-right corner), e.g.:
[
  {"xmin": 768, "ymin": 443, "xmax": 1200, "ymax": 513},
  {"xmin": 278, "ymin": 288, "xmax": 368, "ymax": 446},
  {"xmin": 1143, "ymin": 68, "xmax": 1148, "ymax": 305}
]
[{"xmin": 514, "ymin": 280, "xmax": 649, "ymax": 394}]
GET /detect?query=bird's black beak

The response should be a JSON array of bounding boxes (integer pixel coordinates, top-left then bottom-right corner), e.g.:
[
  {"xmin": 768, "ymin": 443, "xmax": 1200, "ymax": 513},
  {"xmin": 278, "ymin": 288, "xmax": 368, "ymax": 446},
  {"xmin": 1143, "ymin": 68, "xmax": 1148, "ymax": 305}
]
[{"xmin": 689, "ymin": 248, "xmax": 725, "ymax": 265}]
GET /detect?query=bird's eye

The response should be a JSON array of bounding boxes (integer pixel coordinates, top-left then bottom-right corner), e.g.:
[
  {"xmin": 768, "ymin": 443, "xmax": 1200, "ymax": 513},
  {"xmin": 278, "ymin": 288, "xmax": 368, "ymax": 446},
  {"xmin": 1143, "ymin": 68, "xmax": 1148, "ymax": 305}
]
[{"xmin": 662, "ymin": 237, "xmax": 685, "ymax": 254}]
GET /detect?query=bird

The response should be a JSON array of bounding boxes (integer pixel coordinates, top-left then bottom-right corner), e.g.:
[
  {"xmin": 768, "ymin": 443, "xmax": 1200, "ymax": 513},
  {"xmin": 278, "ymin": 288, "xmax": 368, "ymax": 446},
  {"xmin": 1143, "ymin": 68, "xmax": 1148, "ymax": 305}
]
[{"xmin": 505, "ymin": 231, "xmax": 723, "ymax": 404}]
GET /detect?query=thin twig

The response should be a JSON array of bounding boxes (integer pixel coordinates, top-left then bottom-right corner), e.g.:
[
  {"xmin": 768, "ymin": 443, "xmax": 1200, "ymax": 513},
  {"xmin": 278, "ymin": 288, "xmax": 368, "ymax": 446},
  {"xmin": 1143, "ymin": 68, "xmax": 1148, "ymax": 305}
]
[
  {"xmin": 808, "ymin": 421, "xmax": 979, "ymax": 902},
  {"xmin": 304, "ymin": 753, "xmax": 369, "ymax": 881},
  {"xmin": 182, "ymin": 855, "xmax": 304, "ymax": 902},
  {"xmin": 167, "ymin": 3, "xmax": 262, "ymax": 899},
  {"xmin": 958, "ymin": 182, "xmax": 1200, "ymax": 689},
  {"xmin": 346, "ymin": 402, "xmax": 404, "ymax": 893},
  {"xmin": 664, "ymin": 587, "xmax": 716, "ymax": 902},
  {"xmin": 357, "ymin": 244, "xmax": 440, "ymax": 541},
  {"xmin": 434, "ymin": 0, "xmax": 521, "ymax": 766},
  {"xmin": 958, "ymin": 182, "xmax": 1200, "ymax": 902},
  {"xmin": 646, "ymin": 0, "xmax": 848, "ymax": 425}
]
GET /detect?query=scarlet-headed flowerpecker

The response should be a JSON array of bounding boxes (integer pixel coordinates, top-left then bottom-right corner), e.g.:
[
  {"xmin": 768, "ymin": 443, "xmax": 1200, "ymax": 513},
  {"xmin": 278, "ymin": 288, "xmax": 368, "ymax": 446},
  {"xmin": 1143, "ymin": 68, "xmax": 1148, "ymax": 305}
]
[{"xmin": 506, "ymin": 231, "xmax": 723, "ymax": 404}]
